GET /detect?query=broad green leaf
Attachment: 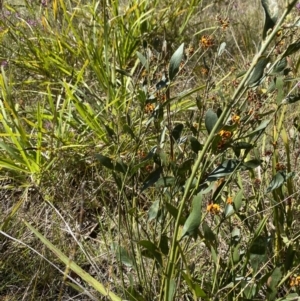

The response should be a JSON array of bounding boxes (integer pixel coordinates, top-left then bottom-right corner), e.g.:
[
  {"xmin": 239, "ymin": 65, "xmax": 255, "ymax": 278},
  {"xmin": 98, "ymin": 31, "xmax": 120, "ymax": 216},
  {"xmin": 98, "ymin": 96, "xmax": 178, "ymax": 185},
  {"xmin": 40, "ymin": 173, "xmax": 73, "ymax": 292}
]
[
  {"xmin": 233, "ymin": 244, "xmax": 240, "ymax": 264},
  {"xmin": 267, "ymin": 267, "xmax": 282, "ymax": 301},
  {"xmin": 267, "ymin": 267, "xmax": 282, "ymax": 289},
  {"xmin": 247, "ymin": 119, "xmax": 271, "ymax": 138},
  {"xmin": 136, "ymin": 51, "xmax": 149, "ymax": 70},
  {"xmin": 270, "ymin": 57, "xmax": 287, "ymax": 75},
  {"xmin": 176, "ymin": 159, "xmax": 193, "ymax": 176},
  {"xmin": 111, "ymin": 242, "xmax": 135, "ymax": 268},
  {"xmin": 189, "ymin": 136, "xmax": 203, "ymax": 153},
  {"xmin": 171, "ymin": 123, "xmax": 184, "ymax": 141},
  {"xmin": 169, "ymin": 43, "xmax": 184, "ymax": 81},
  {"xmin": 95, "ymin": 154, "xmax": 115, "ymax": 170},
  {"xmin": 148, "ymin": 200, "xmax": 160, "ymax": 221},
  {"xmin": 123, "ymin": 124, "xmax": 135, "ymax": 139},
  {"xmin": 182, "ymin": 272, "xmax": 207, "ymax": 298},
  {"xmin": 241, "ymin": 159, "xmax": 262, "ymax": 170},
  {"xmin": 199, "ymin": 182, "xmax": 215, "ymax": 195},
  {"xmin": 249, "ymin": 239, "xmax": 268, "ymax": 273},
  {"xmin": 202, "ymin": 221, "xmax": 216, "ymax": 242},
  {"xmin": 95, "ymin": 154, "xmax": 128, "ymax": 174},
  {"xmin": 225, "ymin": 204, "xmax": 234, "ymax": 218},
  {"xmin": 155, "ymin": 177, "xmax": 176, "ymax": 188},
  {"xmin": 234, "ymin": 190, "xmax": 243, "ymax": 211},
  {"xmin": 233, "ymin": 142, "xmax": 253, "ymax": 150},
  {"xmin": 180, "ymin": 193, "xmax": 202, "ymax": 239},
  {"xmin": 205, "ymin": 109, "xmax": 218, "ymax": 134},
  {"xmin": 104, "ymin": 124, "xmax": 116, "ymax": 139},
  {"xmin": 206, "ymin": 159, "xmax": 240, "ymax": 181},
  {"xmin": 159, "ymin": 235, "xmax": 169, "ymax": 255},
  {"xmin": 245, "ymin": 56, "xmax": 269, "ymax": 87},
  {"xmin": 261, "ymin": 0, "xmax": 278, "ymax": 40},
  {"xmin": 232, "ymin": 227, "xmax": 241, "ymax": 241},
  {"xmin": 266, "ymin": 171, "xmax": 285, "ymax": 193},
  {"xmin": 141, "ymin": 167, "xmax": 162, "ymax": 192},
  {"xmin": 139, "ymin": 240, "xmax": 162, "ymax": 266},
  {"xmin": 138, "ymin": 240, "xmax": 158, "ymax": 252},
  {"xmin": 282, "ymin": 41, "xmax": 300, "ymax": 58}
]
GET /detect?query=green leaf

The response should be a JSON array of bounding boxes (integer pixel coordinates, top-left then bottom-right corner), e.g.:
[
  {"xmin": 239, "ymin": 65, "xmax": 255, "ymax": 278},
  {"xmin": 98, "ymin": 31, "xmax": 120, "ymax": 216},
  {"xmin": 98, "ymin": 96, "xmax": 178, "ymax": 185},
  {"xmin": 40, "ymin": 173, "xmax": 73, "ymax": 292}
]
[
  {"xmin": 270, "ymin": 57, "xmax": 287, "ymax": 75},
  {"xmin": 249, "ymin": 237, "xmax": 268, "ymax": 272},
  {"xmin": 155, "ymin": 177, "xmax": 176, "ymax": 188},
  {"xmin": 266, "ymin": 171, "xmax": 285, "ymax": 193},
  {"xmin": 95, "ymin": 154, "xmax": 128, "ymax": 174},
  {"xmin": 176, "ymin": 159, "xmax": 193, "ymax": 177},
  {"xmin": 261, "ymin": 0, "xmax": 278, "ymax": 40},
  {"xmin": 232, "ymin": 142, "xmax": 253, "ymax": 150},
  {"xmin": 267, "ymin": 267, "xmax": 282, "ymax": 301},
  {"xmin": 282, "ymin": 40, "xmax": 300, "ymax": 58},
  {"xmin": 205, "ymin": 109, "xmax": 218, "ymax": 134},
  {"xmin": 171, "ymin": 123, "xmax": 184, "ymax": 141},
  {"xmin": 206, "ymin": 159, "xmax": 240, "ymax": 181},
  {"xmin": 245, "ymin": 56, "xmax": 270, "ymax": 87},
  {"xmin": 136, "ymin": 51, "xmax": 149, "ymax": 70},
  {"xmin": 182, "ymin": 272, "xmax": 207, "ymax": 298},
  {"xmin": 225, "ymin": 204, "xmax": 234, "ymax": 218},
  {"xmin": 111, "ymin": 242, "xmax": 135, "ymax": 268},
  {"xmin": 141, "ymin": 167, "xmax": 162, "ymax": 192},
  {"xmin": 267, "ymin": 267, "xmax": 282, "ymax": 289},
  {"xmin": 234, "ymin": 190, "xmax": 243, "ymax": 211},
  {"xmin": 159, "ymin": 235, "xmax": 169, "ymax": 255},
  {"xmin": 169, "ymin": 43, "xmax": 184, "ymax": 81},
  {"xmin": 232, "ymin": 244, "xmax": 240, "ymax": 264},
  {"xmin": 139, "ymin": 240, "xmax": 162, "ymax": 266},
  {"xmin": 247, "ymin": 119, "xmax": 271, "ymax": 138},
  {"xmin": 180, "ymin": 193, "xmax": 202, "ymax": 239},
  {"xmin": 202, "ymin": 221, "xmax": 216, "ymax": 242},
  {"xmin": 148, "ymin": 200, "xmax": 160, "ymax": 221},
  {"xmin": 189, "ymin": 136, "xmax": 203, "ymax": 153},
  {"xmin": 232, "ymin": 227, "xmax": 241, "ymax": 241},
  {"xmin": 104, "ymin": 124, "xmax": 116, "ymax": 139},
  {"xmin": 138, "ymin": 240, "xmax": 158, "ymax": 252},
  {"xmin": 241, "ymin": 159, "xmax": 262, "ymax": 170}
]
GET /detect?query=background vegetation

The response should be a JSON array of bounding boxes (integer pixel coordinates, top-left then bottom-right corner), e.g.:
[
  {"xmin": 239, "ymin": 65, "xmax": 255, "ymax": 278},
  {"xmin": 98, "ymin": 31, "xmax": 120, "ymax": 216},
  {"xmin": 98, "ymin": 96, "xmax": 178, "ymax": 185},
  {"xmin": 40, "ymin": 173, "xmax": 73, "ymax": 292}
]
[{"xmin": 1, "ymin": 0, "xmax": 300, "ymax": 300}]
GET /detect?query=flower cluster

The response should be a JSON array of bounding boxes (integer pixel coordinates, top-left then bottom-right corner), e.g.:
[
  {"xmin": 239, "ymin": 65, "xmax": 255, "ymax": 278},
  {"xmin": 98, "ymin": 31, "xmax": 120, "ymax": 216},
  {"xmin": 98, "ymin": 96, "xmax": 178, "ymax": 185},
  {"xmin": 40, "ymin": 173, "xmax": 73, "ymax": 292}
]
[
  {"xmin": 217, "ymin": 130, "xmax": 232, "ymax": 150},
  {"xmin": 144, "ymin": 103, "xmax": 155, "ymax": 114},
  {"xmin": 231, "ymin": 114, "xmax": 240, "ymax": 125},
  {"xmin": 226, "ymin": 197, "xmax": 233, "ymax": 204},
  {"xmin": 290, "ymin": 275, "xmax": 300, "ymax": 287},
  {"xmin": 207, "ymin": 203, "xmax": 220, "ymax": 214},
  {"xmin": 200, "ymin": 35, "xmax": 214, "ymax": 49},
  {"xmin": 275, "ymin": 162, "xmax": 286, "ymax": 171},
  {"xmin": 217, "ymin": 16, "xmax": 230, "ymax": 30}
]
